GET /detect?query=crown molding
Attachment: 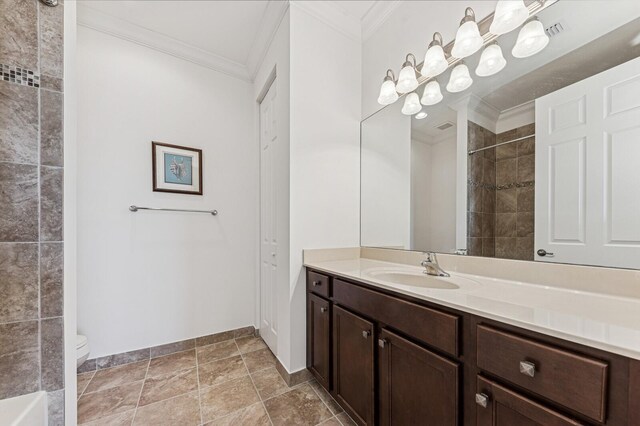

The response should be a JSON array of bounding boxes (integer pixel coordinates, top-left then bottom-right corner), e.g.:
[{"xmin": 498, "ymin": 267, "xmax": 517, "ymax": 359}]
[
  {"xmin": 246, "ymin": 0, "xmax": 290, "ymax": 80},
  {"xmin": 77, "ymin": 4, "xmax": 251, "ymax": 82},
  {"xmin": 362, "ymin": 1, "xmax": 403, "ymax": 41},
  {"xmin": 291, "ymin": 0, "xmax": 361, "ymax": 42},
  {"xmin": 466, "ymin": 94, "xmax": 501, "ymax": 133},
  {"xmin": 496, "ymin": 100, "xmax": 535, "ymax": 134}
]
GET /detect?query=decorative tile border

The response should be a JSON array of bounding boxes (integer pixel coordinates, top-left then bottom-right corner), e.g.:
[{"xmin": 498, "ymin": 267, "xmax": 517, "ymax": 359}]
[
  {"xmin": 0, "ymin": 64, "xmax": 40, "ymax": 87},
  {"xmin": 467, "ymin": 179, "xmax": 535, "ymax": 191}
]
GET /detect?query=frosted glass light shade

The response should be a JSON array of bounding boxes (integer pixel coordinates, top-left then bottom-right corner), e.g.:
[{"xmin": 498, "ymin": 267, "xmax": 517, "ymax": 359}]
[
  {"xmin": 452, "ymin": 21, "xmax": 483, "ymax": 58},
  {"xmin": 396, "ymin": 64, "xmax": 419, "ymax": 93},
  {"xmin": 415, "ymin": 111, "xmax": 428, "ymax": 119},
  {"xmin": 446, "ymin": 63, "xmax": 473, "ymax": 93},
  {"xmin": 377, "ymin": 79, "xmax": 399, "ymax": 105},
  {"xmin": 476, "ymin": 44, "xmax": 507, "ymax": 77},
  {"xmin": 401, "ymin": 92, "xmax": 422, "ymax": 115},
  {"xmin": 490, "ymin": 0, "xmax": 529, "ymax": 35},
  {"xmin": 420, "ymin": 80, "xmax": 443, "ymax": 106},
  {"xmin": 421, "ymin": 44, "xmax": 448, "ymax": 78},
  {"xmin": 512, "ymin": 19, "xmax": 549, "ymax": 58}
]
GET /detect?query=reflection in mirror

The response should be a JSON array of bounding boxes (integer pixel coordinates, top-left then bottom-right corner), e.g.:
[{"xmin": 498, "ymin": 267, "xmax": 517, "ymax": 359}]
[{"xmin": 361, "ymin": 1, "xmax": 640, "ymax": 269}]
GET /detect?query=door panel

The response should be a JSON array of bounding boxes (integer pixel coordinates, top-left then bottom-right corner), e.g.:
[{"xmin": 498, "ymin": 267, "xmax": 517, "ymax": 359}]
[{"xmin": 307, "ymin": 293, "xmax": 331, "ymax": 389}]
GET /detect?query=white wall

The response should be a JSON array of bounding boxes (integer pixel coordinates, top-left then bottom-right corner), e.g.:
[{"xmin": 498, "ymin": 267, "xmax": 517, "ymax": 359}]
[{"xmin": 77, "ymin": 27, "xmax": 258, "ymax": 358}]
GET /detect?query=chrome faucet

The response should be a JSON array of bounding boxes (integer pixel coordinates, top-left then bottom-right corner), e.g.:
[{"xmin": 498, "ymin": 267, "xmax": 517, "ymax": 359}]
[{"xmin": 421, "ymin": 252, "xmax": 450, "ymax": 277}]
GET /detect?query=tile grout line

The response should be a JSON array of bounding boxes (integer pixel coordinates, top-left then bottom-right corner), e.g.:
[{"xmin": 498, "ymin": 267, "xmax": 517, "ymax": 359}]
[
  {"xmin": 238, "ymin": 339, "xmax": 275, "ymax": 426},
  {"xmin": 307, "ymin": 382, "xmax": 339, "ymax": 420},
  {"xmin": 195, "ymin": 341, "xmax": 204, "ymax": 426},
  {"xmin": 76, "ymin": 370, "xmax": 96, "ymax": 401},
  {"xmin": 130, "ymin": 358, "xmax": 150, "ymax": 426}
]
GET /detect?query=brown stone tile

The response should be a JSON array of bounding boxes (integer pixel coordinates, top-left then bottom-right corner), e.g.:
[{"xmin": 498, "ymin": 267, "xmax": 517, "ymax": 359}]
[
  {"xmin": 41, "ymin": 242, "xmax": 63, "ymax": 318},
  {"xmin": 0, "ymin": 243, "xmax": 38, "ymax": 322},
  {"xmin": 77, "ymin": 381, "xmax": 143, "ymax": 424},
  {"xmin": 41, "ymin": 166, "xmax": 63, "ymax": 241},
  {"xmin": 39, "ymin": 0, "xmax": 64, "ymax": 78},
  {"xmin": 78, "ymin": 358, "xmax": 97, "ymax": 374},
  {"xmin": 251, "ymin": 367, "xmax": 289, "ymax": 400},
  {"xmin": 199, "ymin": 354, "xmax": 248, "ymax": 388},
  {"xmin": 467, "ymin": 237, "xmax": 482, "ymax": 257},
  {"xmin": 516, "ymin": 123, "xmax": 536, "ymax": 139},
  {"xmin": 47, "ymin": 389, "xmax": 64, "ymax": 426},
  {"xmin": 41, "ymin": 75, "xmax": 63, "ymax": 92},
  {"xmin": 77, "ymin": 371, "xmax": 95, "ymax": 398},
  {"xmin": 276, "ymin": 362, "xmax": 313, "ymax": 387},
  {"xmin": 516, "ymin": 237, "xmax": 535, "ymax": 261},
  {"xmin": 468, "ymin": 154, "xmax": 483, "ymax": 183},
  {"xmin": 336, "ymin": 412, "xmax": 357, "ymax": 426},
  {"xmin": 200, "ymin": 376, "xmax": 260, "ymax": 422},
  {"xmin": 496, "ymin": 158, "xmax": 516, "ymax": 186},
  {"xmin": 234, "ymin": 326, "xmax": 256, "ymax": 338},
  {"xmin": 196, "ymin": 330, "xmax": 235, "ymax": 347},
  {"xmin": 0, "ymin": 81, "xmax": 38, "ymax": 164},
  {"xmin": 96, "ymin": 347, "xmax": 150, "ymax": 369},
  {"xmin": 41, "ymin": 317, "xmax": 64, "ymax": 391},
  {"xmin": 517, "ymin": 154, "xmax": 535, "ymax": 182},
  {"xmin": 40, "ymin": 89, "xmax": 64, "ymax": 167},
  {"xmin": 0, "ymin": 163, "xmax": 38, "ymax": 241},
  {"xmin": 517, "ymin": 212, "xmax": 534, "ymax": 237},
  {"xmin": 481, "ymin": 213, "xmax": 494, "ymax": 238},
  {"xmin": 467, "ymin": 186, "xmax": 481, "ymax": 213},
  {"xmin": 150, "ymin": 338, "xmax": 195, "ymax": 358},
  {"xmin": 518, "ymin": 136, "xmax": 535, "ymax": 156},
  {"xmin": 0, "ymin": 320, "xmax": 39, "ymax": 399},
  {"xmin": 496, "ymin": 188, "xmax": 516, "ymax": 213},
  {"xmin": 482, "ymin": 238, "xmax": 495, "ymax": 258},
  {"xmin": 79, "ymin": 410, "xmax": 135, "ymax": 426},
  {"xmin": 197, "ymin": 340, "xmax": 239, "ymax": 364},
  {"xmin": 204, "ymin": 402, "xmax": 270, "ymax": 426},
  {"xmin": 517, "ymin": 186, "xmax": 535, "ymax": 212},
  {"xmin": 264, "ymin": 384, "xmax": 332, "ymax": 426},
  {"xmin": 467, "ymin": 122, "xmax": 480, "ymax": 151},
  {"xmin": 243, "ymin": 347, "xmax": 277, "ymax": 373},
  {"xmin": 133, "ymin": 391, "xmax": 201, "ymax": 426},
  {"xmin": 235, "ymin": 336, "xmax": 267, "ymax": 354},
  {"xmin": 84, "ymin": 360, "xmax": 148, "ymax": 394},
  {"xmin": 482, "ymin": 158, "xmax": 495, "ymax": 185},
  {"xmin": 0, "ymin": 0, "xmax": 38, "ymax": 69},
  {"xmin": 148, "ymin": 349, "xmax": 196, "ymax": 378},
  {"xmin": 496, "ymin": 140, "xmax": 517, "ymax": 160},
  {"xmin": 139, "ymin": 367, "xmax": 198, "ymax": 407},
  {"xmin": 496, "ymin": 213, "xmax": 516, "ymax": 237},
  {"xmin": 495, "ymin": 237, "xmax": 517, "ymax": 259},
  {"xmin": 481, "ymin": 188, "xmax": 495, "ymax": 214},
  {"xmin": 309, "ymin": 380, "xmax": 343, "ymax": 415},
  {"xmin": 467, "ymin": 212, "xmax": 482, "ymax": 238}
]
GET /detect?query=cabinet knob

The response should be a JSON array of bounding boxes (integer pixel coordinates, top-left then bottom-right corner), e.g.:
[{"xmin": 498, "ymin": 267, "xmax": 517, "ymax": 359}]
[
  {"xmin": 362, "ymin": 330, "xmax": 371, "ymax": 339},
  {"xmin": 475, "ymin": 393, "xmax": 489, "ymax": 408},
  {"xmin": 312, "ymin": 281, "xmax": 321, "ymax": 286},
  {"xmin": 378, "ymin": 338, "xmax": 387, "ymax": 348},
  {"xmin": 519, "ymin": 360, "xmax": 536, "ymax": 377},
  {"xmin": 320, "ymin": 307, "xmax": 327, "ymax": 313}
]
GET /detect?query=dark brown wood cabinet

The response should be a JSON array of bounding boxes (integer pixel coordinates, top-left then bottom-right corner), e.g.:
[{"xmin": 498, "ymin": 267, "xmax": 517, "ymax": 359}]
[
  {"xmin": 378, "ymin": 328, "xmax": 459, "ymax": 426},
  {"xmin": 333, "ymin": 305, "xmax": 375, "ymax": 426},
  {"xmin": 307, "ymin": 293, "xmax": 331, "ymax": 389}
]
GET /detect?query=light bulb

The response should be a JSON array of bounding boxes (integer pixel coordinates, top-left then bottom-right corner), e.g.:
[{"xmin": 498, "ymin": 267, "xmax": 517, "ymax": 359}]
[
  {"xmin": 512, "ymin": 19, "xmax": 549, "ymax": 58},
  {"xmin": 490, "ymin": 0, "xmax": 529, "ymax": 35},
  {"xmin": 396, "ymin": 55, "xmax": 419, "ymax": 93},
  {"xmin": 377, "ymin": 71, "xmax": 398, "ymax": 105},
  {"xmin": 401, "ymin": 92, "xmax": 422, "ymax": 115},
  {"xmin": 420, "ymin": 80, "xmax": 443, "ymax": 106},
  {"xmin": 452, "ymin": 8, "xmax": 483, "ymax": 58},
  {"xmin": 475, "ymin": 44, "xmax": 507, "ymax": 77},
  {"xmin": 415, "ymin": 111, "xmax": 428, "ymax": 120},
  {"xmin": 421, "ymin": 33, "xmax": 448, "ymax": 78},
  {"xmin": 446, "ymin": 63, "xmax": 473, "ymax": 93}
]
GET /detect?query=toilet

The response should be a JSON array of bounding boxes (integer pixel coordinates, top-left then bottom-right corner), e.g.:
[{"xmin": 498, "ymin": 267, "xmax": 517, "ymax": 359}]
[{"xmin": 77, "ymin": 335, "xmax": 90, "ymax": 367}]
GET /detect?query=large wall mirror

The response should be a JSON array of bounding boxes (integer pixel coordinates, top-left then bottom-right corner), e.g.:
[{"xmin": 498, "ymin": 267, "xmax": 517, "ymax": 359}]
[{"xmin": 361, "ymin": 1, "xmax": 640, "ymax": 269}]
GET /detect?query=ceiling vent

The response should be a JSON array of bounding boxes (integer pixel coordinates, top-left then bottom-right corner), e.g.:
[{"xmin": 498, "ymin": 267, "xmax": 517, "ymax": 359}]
[
  {"xmin": 436, "ymin": 121, "xmax": 454, "ymax": 131},
  {"xmin": 545, "ymin": 20, "xmax": 567, "ymax": 38}
]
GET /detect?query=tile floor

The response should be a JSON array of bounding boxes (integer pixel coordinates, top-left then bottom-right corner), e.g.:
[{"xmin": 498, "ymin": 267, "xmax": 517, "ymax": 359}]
[{"xmin": 77, "ymin": 335, "xmax": 356, "ymax": 426}]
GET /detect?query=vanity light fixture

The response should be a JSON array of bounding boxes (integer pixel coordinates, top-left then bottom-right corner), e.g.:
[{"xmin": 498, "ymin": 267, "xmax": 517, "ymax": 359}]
[
  {"xmin": 420, "ymin": 80, "xmax": 443, "ymax": 106},
  {"xmin": 451, "ymin": 8, "xmax": 483, "ymax": 58},
  {"xmin": 396, "ymin": 54, "xmax": 419, "ymax": 93},
  {"xmin": 415, "ymin": 111, "xmax": 428, "ymax": 119},
  {"xmin": 475, "ymin": 43, "xmax": 507, "ymax": 77},
  {"xmin": 401, "ymin": 92, "xmax": 422, "ymax": 115},
  {"xmin": 512, "ymin": 18, "xmax": 550, "ymax": 58},
  {"xmin": 446, "ymin": 62, "xmax": 473, "ymax": 93},
  {"xmin": 490, "ymin": 0, "xmax": 529, "ymax": 35},
  {"xmin": 377, "ymin": 69, "xmax": 399, "ymax": 105},
  {"xmin": 421, "ymin": 33, "xmax": 448, "ymax": 78}
]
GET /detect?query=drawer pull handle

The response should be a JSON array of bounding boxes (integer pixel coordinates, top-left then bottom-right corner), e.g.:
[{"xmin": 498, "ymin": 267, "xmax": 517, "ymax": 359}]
[
  {"xmin": 320, "ymin": 307, "xmax": 327, "ymax": 313},
  {"xmin": 475, "ymin": 393, "xmax": 489, "ymax": 408},
  {"xmin": 362, "ymin": 330, "xmax": 371, "ymax": 339},
  {"xmin": 519, "ymin": 361, "xmax": 536, "ymax": 377},
  {"xmin": 378, "ymin": 338, "xmax": 387, "ymax": 348},
  {"xmin": 312, "ymin": 281, "xmax": 321, "ymax": 286}
]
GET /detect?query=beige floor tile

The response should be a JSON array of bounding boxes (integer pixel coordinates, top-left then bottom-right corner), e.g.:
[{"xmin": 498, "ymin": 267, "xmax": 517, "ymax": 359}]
[
  {"xmin": 133, "ymin": 391, "xmax": 201, "ymax": 426},
  {"xmin": 198, "ymin": 354, "xmax": 248, "ymax": 388},
  {"xmin": 309, "ymin": 380, "xmax": 343, "ymax": 415},
  {"xmin": 77, "ymin": 371, "xmax": 95, "ymax": 398},
  {"xmin": 318, "ymin": 417, "xmax": 342, "ymax": 426},
  {"xmin": 83, "ymin": 360, "xmax": 148, "ymax": 394},
  {"xmin": 139, "ymin": 367, "xmax": 198, "ymax": 407},
  {"xmin": 197, "ymin": 340, "xmax": 239, "ymax": 364},
  {"xmin": 243, "ymin": 348, "xmax": 277, "ymax": 373},
  {"xmin": 235, "ymin": 336, "xmax": 267, "ymax": 354},
  {"xmin": 77, "ymin": 381, "xmax": 143, "ymax": 424},
  {"xmin": 263, "ymin": 384, "xmax": 332, "ymax": 426},
  {"xmin": 203, "ymin": 402, "xmax": 270, "ymax": 426},
  {"xmin": 251, "ymin": 367, "xmax": 289, "ymax": 400},
  {"xmin": 336, "ymin": 412, "xmax": 357, "ymax": 426},
  {"xmin": 199, "ymin": 375, "xmax": 260, "ymax": 422},
  {"xmin": 79, "ymin": 409, "xmax": 135, "ymax": 426},
  {"xmin": 147, "ymin": 349, "xmax": 196, "ymax": 378}
]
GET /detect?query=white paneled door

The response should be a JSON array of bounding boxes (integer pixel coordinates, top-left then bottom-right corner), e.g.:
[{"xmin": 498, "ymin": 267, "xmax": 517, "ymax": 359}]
[
  {"xmin": 535, "ymin": 57, "xmax": 640, "ymax": 269},
  {"xmin": 260, "ymin": 80, "xmax": 278, "ymax": 351}
]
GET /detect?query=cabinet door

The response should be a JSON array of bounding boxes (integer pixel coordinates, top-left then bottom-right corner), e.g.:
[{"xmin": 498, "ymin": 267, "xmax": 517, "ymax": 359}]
[
  {"xmin": 378, "ymin": 328, "xmax": 459, "ymax": 426},
  {"xmin": 333, "ymin": 305, "xmax": 375, "ymax": 426},
  {"xmin": 307, "ymin": 293, "xmax": 331, "ymax": 389},
  {"xmin": 476, "ymin": 377, "xmax": 583, "ymax": 426}
]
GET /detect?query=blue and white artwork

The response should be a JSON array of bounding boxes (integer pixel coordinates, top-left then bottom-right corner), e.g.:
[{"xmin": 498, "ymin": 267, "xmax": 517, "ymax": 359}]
[{"xmin": 164, "ymin": 153, "xmax": 193, "ymax": 185}]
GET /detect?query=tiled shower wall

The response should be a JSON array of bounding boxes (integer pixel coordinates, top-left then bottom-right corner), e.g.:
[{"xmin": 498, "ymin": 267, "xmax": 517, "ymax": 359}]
[{"xmin": 0, "ymin": 0, "xmax": 65, "ymax": 424}]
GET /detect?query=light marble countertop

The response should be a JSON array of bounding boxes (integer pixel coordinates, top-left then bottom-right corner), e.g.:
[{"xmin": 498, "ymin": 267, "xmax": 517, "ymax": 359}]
[{"xmin": 304, "ymin": 253, "xmax": 640, "ymax": 360}]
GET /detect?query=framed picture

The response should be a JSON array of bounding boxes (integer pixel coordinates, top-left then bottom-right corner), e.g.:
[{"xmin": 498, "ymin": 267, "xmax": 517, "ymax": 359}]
[{"xmin": 152, "ymin": 141, "xmax": 203, "ymax": 195}]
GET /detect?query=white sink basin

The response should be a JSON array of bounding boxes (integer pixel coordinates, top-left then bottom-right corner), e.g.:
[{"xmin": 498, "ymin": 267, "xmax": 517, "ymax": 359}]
[{"xmin": 365, "ymin": 268, "xmax": 480, "ymax": 290}]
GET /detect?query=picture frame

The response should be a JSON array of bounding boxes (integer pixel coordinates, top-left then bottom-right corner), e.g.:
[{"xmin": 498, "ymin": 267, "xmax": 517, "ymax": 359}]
[{"xmin": 152, "ymin": 141, "xmax": 203, "ymax": 195}]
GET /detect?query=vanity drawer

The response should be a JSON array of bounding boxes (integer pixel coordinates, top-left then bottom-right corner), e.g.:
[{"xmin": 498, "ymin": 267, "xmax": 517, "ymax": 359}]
[
  {"xmin": 476, "ymin": 325, "xmax": 608, "ymax": 422},
  {"xmin": 308, "ymin": 271, "xmax": 331, "ymax": 298},
  {"xmin": 333, "ymin": 279, "xmax": 458, "ymax": 356}
]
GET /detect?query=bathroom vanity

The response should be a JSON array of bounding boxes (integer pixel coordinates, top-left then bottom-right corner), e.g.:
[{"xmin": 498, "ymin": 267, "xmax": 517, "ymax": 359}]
[{"xmin": 304, "ymin": 251, "xmax": 640, "ymax": 426}]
